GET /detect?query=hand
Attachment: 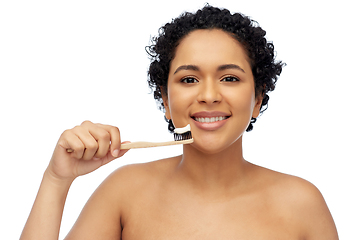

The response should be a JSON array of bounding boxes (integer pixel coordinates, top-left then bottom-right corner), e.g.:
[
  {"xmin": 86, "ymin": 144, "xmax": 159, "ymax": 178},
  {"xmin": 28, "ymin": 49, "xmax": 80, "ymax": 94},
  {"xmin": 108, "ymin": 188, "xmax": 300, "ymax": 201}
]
[{"xmin": 47, "ymin": 121, "xmax": 129, "ymax": 181}]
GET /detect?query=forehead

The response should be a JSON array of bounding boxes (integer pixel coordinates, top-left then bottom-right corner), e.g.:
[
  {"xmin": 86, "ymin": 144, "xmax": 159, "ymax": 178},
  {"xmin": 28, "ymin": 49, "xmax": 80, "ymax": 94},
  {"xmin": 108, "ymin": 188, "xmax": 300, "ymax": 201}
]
[{"xmin": 171, "ymin": 29, "xmax": 251, "ymax": 71}]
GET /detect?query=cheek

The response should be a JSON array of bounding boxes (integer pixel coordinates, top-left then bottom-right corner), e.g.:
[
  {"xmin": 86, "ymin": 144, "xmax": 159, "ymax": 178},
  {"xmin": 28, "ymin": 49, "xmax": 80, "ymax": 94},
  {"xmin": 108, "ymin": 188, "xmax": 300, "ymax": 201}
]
[
  {"xmin": 167, "ymin": 85, "xmax": 186, "ymax": 116},
  {"xmin": 168, "ymin": 84, "xmax": 195, "ymax": 110},
  {"xmin": 225, "ymin": 87, "xmax": 256, "ymax": 111},
  {"xmin": 167, "ymin": 85, "xmax": 197, "ymax": 127}
]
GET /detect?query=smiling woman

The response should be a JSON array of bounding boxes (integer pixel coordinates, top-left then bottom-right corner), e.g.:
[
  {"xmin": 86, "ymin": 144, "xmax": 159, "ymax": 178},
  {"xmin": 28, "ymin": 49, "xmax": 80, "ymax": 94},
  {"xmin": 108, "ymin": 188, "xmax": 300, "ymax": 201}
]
[{"xmin": 20, "ymin": 5, "xmax": 339, "ymax": 240}]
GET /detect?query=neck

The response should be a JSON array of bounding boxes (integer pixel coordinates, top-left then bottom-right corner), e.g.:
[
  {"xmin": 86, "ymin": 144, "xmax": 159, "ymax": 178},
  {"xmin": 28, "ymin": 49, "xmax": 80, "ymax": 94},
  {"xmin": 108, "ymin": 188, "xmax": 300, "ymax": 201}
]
[{"xmin": 176, "ymin": 137, "xmax": 249, "ymax": 192}]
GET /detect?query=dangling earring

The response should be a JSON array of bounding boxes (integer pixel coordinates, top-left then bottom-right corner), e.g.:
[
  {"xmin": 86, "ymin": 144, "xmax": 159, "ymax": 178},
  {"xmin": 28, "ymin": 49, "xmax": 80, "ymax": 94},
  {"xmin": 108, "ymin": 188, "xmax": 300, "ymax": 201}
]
[{"xmin": 164, "ymin": 115, "xmax": 175, "ymax": 132}]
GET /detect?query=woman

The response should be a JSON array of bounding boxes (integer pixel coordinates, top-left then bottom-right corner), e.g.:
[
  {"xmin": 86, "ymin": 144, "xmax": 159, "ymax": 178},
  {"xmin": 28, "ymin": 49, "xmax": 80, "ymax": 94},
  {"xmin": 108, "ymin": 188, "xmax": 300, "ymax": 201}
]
[{"xmin": 21, "ymin": 6, "xmax": 338, "ymax": 239}]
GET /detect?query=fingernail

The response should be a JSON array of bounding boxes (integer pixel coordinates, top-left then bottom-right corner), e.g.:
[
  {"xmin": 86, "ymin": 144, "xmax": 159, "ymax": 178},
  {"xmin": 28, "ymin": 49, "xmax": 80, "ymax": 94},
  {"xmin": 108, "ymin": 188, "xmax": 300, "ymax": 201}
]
[{"xmin": 112, "ymin": 149, "xmax": 119, "ymax": 157}]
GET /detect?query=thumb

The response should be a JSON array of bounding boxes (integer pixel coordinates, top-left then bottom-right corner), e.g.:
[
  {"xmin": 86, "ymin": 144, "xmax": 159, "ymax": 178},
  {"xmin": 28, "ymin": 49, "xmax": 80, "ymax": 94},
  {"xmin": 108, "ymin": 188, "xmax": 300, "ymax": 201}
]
[{"xmin": 99, "ymin": 141, "xmax": 130, "ymax": 165}]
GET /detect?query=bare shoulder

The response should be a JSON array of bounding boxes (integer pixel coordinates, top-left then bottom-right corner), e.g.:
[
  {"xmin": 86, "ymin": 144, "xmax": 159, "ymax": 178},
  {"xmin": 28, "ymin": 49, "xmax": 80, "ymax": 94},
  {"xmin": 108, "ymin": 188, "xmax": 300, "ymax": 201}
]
[
  {"xmin": 254, "ymin": 164, "xmax": 324, "ymax": 202},
  {"xmin": 105, "ymin": 155, "xmax": 181, "ymax": 204},
  {"xmin": 248, "ymin": 163, "xmax": 326, "ymax": 203},
  {"xmin": 249, "ymin": 163, "xmax": 339, "ymax": 240},
  {"xmin": 109, "ymin": 155, "xmax": 180, "ymax": 187}
]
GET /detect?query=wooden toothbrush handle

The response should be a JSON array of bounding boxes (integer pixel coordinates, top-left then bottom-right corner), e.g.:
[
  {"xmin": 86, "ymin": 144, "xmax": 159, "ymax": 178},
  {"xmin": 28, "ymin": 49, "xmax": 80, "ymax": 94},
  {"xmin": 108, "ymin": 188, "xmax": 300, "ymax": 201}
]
[
  {"xmin": 66, "ymin": 139, "xmax": 193, "ymax": 152},
  {"xmin": 120, "ymin": 139, "xmax": 193, "ymax": 149}
]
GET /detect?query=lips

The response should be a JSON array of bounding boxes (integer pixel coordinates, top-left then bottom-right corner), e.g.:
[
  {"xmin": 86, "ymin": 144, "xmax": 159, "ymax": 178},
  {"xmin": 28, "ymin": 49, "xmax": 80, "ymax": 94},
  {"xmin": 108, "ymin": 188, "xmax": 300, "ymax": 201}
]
[{"xmin": 191, "ymin": 111, "xmax": 231, "ymax": 130}]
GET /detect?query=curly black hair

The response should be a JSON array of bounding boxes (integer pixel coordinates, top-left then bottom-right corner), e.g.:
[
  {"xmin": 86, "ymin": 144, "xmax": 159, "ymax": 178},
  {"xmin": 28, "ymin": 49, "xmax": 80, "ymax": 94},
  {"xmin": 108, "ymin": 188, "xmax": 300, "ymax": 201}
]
[{"xmin": 146, "ymin": 5, "xmax": 284, "ymax": 132}]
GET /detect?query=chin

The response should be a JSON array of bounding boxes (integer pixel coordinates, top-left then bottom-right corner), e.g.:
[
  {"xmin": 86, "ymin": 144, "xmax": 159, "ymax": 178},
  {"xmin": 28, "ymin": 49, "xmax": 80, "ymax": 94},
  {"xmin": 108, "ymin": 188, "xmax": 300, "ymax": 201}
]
[{"xmin": 189, "ymin": 136, "xmax": 242, "ymax": 155}]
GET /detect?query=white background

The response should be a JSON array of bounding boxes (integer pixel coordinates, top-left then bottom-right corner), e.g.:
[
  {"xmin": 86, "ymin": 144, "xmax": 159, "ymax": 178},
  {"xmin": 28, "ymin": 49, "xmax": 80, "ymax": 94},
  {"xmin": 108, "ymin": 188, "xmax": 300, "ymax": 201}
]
[{"xmin": 1, "ymin": 0, "xmax": 359, "ymax": 239}]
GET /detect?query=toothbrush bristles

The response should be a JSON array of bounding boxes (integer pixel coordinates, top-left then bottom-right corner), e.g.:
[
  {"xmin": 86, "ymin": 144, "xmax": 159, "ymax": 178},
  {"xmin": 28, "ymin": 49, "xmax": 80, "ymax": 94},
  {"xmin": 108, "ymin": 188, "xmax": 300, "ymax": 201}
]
[{"xmin": 174, "ymin": 131, "xmax": 192, "ymax": 141}]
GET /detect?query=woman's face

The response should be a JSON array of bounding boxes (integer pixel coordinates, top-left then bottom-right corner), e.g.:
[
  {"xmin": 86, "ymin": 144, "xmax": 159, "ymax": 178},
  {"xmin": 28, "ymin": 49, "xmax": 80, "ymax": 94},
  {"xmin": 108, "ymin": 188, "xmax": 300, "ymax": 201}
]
[{"xmin": 163, "ymin": 29, "xmax": 262, "ymax": 154}]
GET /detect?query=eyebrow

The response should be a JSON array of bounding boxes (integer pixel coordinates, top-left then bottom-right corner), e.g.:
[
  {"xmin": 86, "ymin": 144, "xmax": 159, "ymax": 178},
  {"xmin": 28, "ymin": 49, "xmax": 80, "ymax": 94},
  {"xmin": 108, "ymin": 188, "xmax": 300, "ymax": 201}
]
[
  {"xmin": 173, "ymin": 64, "xmax": 245, "ymax": 74},
  {"xmin": 218, "ymin": 64, "xmax": 245, "ymax": 73},
  {"xmin": 173, "ymin": 65, "xmax": 199, "ymax": 74}
]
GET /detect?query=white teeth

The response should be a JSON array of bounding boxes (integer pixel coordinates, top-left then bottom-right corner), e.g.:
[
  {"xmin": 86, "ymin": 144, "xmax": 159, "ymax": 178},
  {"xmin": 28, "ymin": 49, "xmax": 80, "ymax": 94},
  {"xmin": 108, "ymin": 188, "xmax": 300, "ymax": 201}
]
[{"xmin": 195, "ymin": 116, "xmax": 227, "ymax": 123}]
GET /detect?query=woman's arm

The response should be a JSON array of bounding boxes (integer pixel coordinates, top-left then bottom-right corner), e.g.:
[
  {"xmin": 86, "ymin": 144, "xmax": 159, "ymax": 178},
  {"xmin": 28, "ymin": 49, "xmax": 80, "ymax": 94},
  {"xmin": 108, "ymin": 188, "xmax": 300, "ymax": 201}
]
[
  {"xmin": 302, "ymin": 185, "xmax": 339, "ymax": 240},
  {"xmin": 289, "ymin": 177, "xmax": 339, "ymax": 240},
  {"xmin": 20, "ymin": 170, "xmax": 73, "ymax": 239},
  {"xmin": 20, "ymin": 121, "xmax": 128, "ymax": 240},
  {"xmin": 64, "ymin": 167, "xmax": 127, "ymax": 239}
]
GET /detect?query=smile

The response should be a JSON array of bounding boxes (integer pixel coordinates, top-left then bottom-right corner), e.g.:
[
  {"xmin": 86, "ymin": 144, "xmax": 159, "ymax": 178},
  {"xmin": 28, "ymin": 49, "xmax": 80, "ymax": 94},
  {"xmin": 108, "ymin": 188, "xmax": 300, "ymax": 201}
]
[
  {"xmin": 190, "ymin": 111, "xmax": 231, "ymax": 131},
  {"xmin": 194, "ymin": 116, "xmax": 229, "ymax": 123}
]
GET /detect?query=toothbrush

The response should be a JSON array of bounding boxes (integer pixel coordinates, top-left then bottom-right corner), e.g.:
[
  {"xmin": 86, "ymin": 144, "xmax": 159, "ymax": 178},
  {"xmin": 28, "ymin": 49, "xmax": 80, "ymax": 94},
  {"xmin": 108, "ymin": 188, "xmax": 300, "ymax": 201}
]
[
  {"xmin": 120, "ymin": 124, "xmax": 193, "ymax": 149},
  {"xmin": 66, "ymin": 124, "xmax": 193, "ymax": 152}
]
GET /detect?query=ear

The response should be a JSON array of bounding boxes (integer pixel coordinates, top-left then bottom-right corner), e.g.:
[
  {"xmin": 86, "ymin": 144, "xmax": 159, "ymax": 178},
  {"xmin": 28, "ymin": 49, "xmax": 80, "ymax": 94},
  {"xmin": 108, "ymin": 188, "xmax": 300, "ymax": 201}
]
[
  {"xmin": 161, "ymin": 87, "xmax": 171, "ymax": 120},
  {"xmin": 252, "ymin": 95, "xmax": 263, "ymax": 119}
]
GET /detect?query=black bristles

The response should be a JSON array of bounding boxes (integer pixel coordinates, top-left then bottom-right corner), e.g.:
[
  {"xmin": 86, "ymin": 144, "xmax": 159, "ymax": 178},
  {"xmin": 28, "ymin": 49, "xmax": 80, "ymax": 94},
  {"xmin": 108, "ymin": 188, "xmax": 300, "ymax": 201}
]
[{"xmin": 174, "ymin": 131, "xmax": 192, "ymax": 141}]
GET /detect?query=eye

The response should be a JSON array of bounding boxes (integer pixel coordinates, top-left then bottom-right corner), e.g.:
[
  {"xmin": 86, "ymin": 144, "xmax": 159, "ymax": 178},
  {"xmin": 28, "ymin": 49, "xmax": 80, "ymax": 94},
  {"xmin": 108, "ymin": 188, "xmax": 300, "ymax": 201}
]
[
  {"xmin": 181, "ymin": 77, "xmax": 199, "ymax": 83},
  {"xmin": 221, "ymin": 76, "xmax": 240, "ymax": 82}
]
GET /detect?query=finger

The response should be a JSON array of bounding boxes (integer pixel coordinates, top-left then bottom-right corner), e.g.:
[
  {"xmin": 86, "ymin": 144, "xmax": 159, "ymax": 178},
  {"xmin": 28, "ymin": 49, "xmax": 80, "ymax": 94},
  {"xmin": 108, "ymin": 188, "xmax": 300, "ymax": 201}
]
[
  {"xmin": 59, "ymin": 130, "xmax": 85, "ymax": 159},
  {"xmin": 99, "ymin": 124, "xmax": 121, "ymax": 158},
  {"xmin": 73, "ymin": 126, "xmax": 99, "ymax": 161},
  {"xmin": 100, "ymin": 142, "xmax": 130, "ymax": 165},
  {"xmin": 88, "ymin": 125, "xmax": 111, "ymax": 159},
  {"xmin": 80, "ymin": 121, "xmax": 110, "ymax": 159}
]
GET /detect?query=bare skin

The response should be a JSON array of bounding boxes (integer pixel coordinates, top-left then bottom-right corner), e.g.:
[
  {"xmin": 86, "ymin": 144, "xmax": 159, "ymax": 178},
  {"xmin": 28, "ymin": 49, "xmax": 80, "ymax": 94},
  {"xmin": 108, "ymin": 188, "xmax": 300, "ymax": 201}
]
[
  {"xmin": 21, "ymin": 30, "xmax": 338, "ymax": 240},
  {"xmin": 101, "ymin": 156, "xmax": 337, "ymax": 240}
]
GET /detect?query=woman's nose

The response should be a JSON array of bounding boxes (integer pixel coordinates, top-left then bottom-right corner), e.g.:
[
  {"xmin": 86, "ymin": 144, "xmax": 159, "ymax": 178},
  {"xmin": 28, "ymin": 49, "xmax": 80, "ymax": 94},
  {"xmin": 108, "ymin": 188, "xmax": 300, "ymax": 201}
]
[{"xmin": 197, "ymin": 80, "xmax": 222, "ymax": 104}]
